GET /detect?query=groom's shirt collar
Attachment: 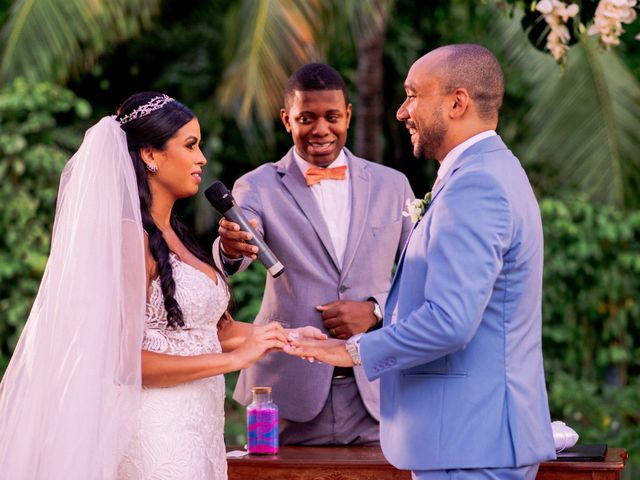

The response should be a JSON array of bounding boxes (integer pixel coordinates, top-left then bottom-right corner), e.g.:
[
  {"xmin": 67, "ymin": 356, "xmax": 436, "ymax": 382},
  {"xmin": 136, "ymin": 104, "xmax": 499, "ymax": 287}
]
[{"xmin": 437, "ymin": 130, "xmax": 496, "ymax": 182}]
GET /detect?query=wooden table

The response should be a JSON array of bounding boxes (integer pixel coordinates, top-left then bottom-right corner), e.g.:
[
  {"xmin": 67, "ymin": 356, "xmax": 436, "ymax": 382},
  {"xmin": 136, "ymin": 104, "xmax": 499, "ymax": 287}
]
[
  {"xmin": 537, "ymin": 448, "xmax": 627, "ymax": 480},
  {"xmin": 227, "ymin": 446, "xmax": 627, "ymax": 480}
]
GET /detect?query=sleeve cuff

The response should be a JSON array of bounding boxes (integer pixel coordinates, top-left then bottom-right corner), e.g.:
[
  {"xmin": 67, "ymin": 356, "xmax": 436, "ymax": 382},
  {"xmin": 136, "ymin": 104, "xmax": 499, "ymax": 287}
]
[
  {"xmin": 220, "ymin": 248, "xmax": 243, "ymax": 266},
  {"xmin": 367, "ymin": 297, "xmax": 383, "ymax": 331}
]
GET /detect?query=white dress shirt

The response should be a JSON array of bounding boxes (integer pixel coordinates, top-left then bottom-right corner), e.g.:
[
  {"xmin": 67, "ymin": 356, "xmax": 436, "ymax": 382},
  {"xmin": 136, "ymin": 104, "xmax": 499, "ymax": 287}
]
[{"xmin": 293, "ymin": 149, "xmax": 351, "ymax": 268}]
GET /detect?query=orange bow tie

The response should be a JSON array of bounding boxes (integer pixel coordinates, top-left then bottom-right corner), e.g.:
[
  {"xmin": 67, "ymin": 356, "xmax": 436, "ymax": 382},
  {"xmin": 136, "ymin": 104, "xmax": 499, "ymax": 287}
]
[{"xmin": 304, "ymin": 165, "xmax": 348, "ymax": 186}]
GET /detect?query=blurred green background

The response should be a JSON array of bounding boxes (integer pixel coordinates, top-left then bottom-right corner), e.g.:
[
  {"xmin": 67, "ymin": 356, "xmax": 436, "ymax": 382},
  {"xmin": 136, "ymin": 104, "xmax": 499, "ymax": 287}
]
[{"xmin": 1, "ymin": 1, "xmax": 639, "ymax": 477}]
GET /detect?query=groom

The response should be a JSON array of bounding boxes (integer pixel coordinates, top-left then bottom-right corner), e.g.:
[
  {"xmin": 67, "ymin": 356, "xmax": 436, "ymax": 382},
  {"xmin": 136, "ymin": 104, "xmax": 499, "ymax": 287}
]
[{"xmin": 287, "ymin": 44, "xmax": 556, "ymax": 479}]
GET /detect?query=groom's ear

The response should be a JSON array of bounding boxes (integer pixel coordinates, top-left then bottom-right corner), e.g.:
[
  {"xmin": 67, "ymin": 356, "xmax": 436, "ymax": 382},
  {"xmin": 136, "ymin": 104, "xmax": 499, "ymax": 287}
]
[{"xmin": 449, "ymin": 87, "xmax": 470, "ymax": 119}]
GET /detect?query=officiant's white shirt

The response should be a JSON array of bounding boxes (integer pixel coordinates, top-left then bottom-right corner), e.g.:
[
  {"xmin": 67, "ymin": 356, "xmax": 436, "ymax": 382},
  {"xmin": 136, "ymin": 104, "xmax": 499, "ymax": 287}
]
[{"xmin": 293, "ymin": 149, "xmax": 351, "ymax": 268}]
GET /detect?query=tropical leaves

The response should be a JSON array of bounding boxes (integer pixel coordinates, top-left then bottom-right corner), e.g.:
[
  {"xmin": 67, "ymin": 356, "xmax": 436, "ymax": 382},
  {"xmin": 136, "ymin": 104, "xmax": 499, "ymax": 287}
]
[
  {"xmin": 524, "ymin": 40, "xmax": 640, "ymax": 209},
  {"xmin": 1, "ymin": 0, "xmax": 639, "ymax": 209},
  {"xmin": 215, "ymin": 0, "xmax": 323, "ymax": 139},
  {"xmin": 216, "ymin": 0, "xmax": 394, "ymax": 142},
  {"xmin": 496, "ymin": 12, "xmax": 640, "ymax": 210},
  {"xmin": 336, "ymin": 0, "xmax": 394, "ymax": 48},
  {"xmin": 0, "ymin": 0, "xmax": 160, "ymax": 85}
]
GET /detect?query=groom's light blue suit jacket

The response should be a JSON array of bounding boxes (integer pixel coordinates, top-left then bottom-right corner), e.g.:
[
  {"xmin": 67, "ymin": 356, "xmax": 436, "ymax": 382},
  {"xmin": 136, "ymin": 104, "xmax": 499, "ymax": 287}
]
[{"xmin": 360, "ymin": 136, "xmax": 556, "ymax": 471}]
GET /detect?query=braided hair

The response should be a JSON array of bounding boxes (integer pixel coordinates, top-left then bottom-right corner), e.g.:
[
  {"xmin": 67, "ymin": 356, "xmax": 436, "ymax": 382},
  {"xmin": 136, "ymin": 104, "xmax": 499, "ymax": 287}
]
[{"xmin": 117, "ymin": 92, "xmax": 224, "ymax": 328}]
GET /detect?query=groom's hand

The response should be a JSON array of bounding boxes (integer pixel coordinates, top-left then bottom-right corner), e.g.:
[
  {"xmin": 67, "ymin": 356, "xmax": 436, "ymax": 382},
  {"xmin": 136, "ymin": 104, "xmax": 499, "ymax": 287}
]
[
  {"xmin": 284, "ymin": 327, "xmax": 327, "ymax": 363},
  {"xmin": 285, "ymin": 326, "xmax": 327, "ymax": 342},
  {"xmin": 284, "ymin": 338, "xmax": 354, "ymax": 367},
  {"xmin": 317, "ymin": 300, "xmax": 377, "ymax": 339}
]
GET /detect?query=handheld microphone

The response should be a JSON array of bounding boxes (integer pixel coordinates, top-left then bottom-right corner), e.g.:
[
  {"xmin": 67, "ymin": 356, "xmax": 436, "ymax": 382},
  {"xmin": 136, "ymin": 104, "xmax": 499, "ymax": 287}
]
[{"xmin": 205, "ymin": 181, "xmax": 285, "ymax": 278}]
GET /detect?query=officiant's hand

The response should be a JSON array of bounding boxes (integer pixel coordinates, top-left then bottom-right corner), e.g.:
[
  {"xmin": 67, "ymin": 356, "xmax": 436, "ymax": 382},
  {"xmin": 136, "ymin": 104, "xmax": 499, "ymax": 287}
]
[
  {"xmin": 316, "ymin": 300, "xmax": 377, "ymax": 339},
  {"xmin": 218, "ymin": 217, "xmax": 259, "ymax": 260},
  {"xmin": 284, "ymin": 338, "xmax": 354, "ymax": 367}
]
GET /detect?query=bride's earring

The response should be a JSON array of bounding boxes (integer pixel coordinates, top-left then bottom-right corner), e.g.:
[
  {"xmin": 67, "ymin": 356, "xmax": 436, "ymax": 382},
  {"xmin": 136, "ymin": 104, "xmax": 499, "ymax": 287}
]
[{"xmin": 146, "ymin": 163, "xmax": 158, "ymax": 173}]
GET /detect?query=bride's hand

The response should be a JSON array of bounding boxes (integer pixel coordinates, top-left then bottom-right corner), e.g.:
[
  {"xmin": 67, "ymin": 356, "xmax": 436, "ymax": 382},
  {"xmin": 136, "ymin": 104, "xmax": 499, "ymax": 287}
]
[{"xmin": 232, "ymin": 322, "xmax": 288, "ymax": 369}]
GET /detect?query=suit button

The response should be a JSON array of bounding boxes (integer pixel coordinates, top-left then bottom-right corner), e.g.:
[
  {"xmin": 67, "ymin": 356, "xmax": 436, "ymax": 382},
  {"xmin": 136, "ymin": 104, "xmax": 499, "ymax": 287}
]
[{"xmin": 339, "ymin": 285, "xmax": 349, "ymax": 293}]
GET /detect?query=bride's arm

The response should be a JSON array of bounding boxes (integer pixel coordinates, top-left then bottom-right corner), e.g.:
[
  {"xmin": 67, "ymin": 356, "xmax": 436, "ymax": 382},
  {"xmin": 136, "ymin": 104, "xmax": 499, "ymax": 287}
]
[
  {"xmin": 217, "ymin": 311, "xmax": 254, "ymax": 352},
  {"xmin": 140, "ymin": 239, "xmax": 287, "ymax": 388},
  {"xmin": 141, "ymin": 346, "xmax": 264, "ymax": 387},
  {"xmin": 141, "ymin": 350, "xmax": 241, "ymax": 387}
]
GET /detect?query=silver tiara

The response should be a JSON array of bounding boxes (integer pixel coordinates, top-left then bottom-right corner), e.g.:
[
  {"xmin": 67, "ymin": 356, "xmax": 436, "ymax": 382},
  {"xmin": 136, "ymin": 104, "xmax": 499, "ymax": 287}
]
[{"xmin": 118, "ymin": 94, "xmax": 175, "ymax": 124}]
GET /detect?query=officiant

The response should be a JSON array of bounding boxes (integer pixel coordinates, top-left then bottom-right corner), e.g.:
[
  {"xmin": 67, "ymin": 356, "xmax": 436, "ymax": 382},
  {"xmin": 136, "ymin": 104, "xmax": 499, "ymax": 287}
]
[{"xmin": 213, "ymin": 63, "xmax": 414, "ymax": 445}]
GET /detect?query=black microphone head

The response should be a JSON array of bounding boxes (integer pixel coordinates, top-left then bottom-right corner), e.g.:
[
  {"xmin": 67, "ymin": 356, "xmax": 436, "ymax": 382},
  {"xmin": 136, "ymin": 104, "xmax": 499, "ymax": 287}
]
[{"xmin": 205, "ymin": 181, "xmax": 234, "ymax": 213}]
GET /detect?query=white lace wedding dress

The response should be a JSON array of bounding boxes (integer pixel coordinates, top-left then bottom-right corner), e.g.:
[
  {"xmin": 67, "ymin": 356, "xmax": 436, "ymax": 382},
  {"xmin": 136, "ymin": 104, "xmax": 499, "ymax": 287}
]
[{"xmin": 118, "ymin": 254, "xmax": 230, "ymax": 479}]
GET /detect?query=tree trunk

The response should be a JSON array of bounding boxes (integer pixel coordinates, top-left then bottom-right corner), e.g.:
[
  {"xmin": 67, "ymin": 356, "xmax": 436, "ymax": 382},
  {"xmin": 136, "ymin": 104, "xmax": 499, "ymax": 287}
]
[{"xmin": 353, "ymin": 6, "xmax": 389, "ymax": 164}]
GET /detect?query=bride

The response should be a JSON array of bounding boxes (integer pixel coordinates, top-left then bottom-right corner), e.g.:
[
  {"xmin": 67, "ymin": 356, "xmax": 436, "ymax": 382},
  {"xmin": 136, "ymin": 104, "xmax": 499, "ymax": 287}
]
[{"xmin": 0, "ymin": 92, "xmax": 322, "ymax": 479}]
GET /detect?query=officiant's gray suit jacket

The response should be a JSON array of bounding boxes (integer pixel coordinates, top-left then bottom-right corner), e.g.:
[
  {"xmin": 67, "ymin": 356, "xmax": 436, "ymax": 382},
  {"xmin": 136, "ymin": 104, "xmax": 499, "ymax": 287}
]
[{"xmin": 216, "ymin": 147, "xmax": 413, "ymax": 422}]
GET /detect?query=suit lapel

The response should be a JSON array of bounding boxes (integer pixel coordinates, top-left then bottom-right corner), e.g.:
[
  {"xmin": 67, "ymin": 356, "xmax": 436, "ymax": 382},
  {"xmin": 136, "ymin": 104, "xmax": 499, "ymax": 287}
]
[
  {"xmin": 384, "ymin": 135, "xmax": 509, "ymax": 325},
  {"xmin": 277, "ymin": 149, "xmax": 341, "ymax": 271},
  {"xmin": 384, "ymin": 210, "xmax": 416, "ymax": 325},
  {"xmin": 384, "ymin": 261, "xmax": 403, "ymax": 326},
  {"xmin": 340, "ymin": 151, "xmax": 370, "ymax": 278}
]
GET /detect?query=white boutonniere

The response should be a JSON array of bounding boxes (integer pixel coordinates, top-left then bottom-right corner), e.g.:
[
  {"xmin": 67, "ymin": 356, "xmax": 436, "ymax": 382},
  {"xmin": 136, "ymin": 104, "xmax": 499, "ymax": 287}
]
[{"xmin": 402, "ymin": 192, "xmax": 432, "ymax": 224}]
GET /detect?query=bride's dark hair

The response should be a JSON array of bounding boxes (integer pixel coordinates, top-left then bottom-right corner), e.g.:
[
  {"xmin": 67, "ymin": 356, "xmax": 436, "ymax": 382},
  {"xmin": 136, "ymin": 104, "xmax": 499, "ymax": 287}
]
[{"xmin": 117, "ymin": 91, "xmax": 223, "ymax": 328}]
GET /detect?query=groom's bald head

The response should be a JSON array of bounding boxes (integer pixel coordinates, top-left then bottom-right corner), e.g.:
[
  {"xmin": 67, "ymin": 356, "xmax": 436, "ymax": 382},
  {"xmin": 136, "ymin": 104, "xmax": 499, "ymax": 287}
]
[{"xmin": 419, "ymin": 44, "xmax": 504, "ymax": 121}]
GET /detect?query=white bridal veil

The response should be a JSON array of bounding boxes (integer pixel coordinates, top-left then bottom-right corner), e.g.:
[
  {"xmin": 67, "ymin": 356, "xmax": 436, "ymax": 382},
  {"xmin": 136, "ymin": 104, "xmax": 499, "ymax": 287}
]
[{"xmin": 0, "ymin": 117, "xmax": 146, "ymax": 479}]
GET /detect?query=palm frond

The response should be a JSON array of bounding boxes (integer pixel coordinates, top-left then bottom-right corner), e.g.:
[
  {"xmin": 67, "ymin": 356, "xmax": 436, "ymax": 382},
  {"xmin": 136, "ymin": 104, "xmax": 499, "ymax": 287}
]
[
  {"xmin": 216, "ymin": 0, "xmax": 324, "ymax": 140},
  {"xmin": 339, "ymin": 0, "xmax": 394, "ymax": 48},
  {"xmin": 217, "ymin": 0, "xmax": 397, "ymax": 145},
  {"xmin": 495, "ymin": 12, "xmax": 640, "ymax": 210},
  {"xmin": 0, "ymin": 0, "xmax": 160, "ymax": 85}
]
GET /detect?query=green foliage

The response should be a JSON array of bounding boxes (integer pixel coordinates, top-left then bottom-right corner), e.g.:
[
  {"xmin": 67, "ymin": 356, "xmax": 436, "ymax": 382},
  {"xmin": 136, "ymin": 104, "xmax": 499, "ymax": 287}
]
[
  {"xmin": 541, "ymin": 197, "xmax": 640, "ymax": 380},
  {"xmin": 521, "ymin": 39, "xmax": 640, "ymax": 210},
  {"xmin": 0, "ymin": 0, "xmax": 161, "ymax": 84},
  {"xmin": 0, "ymin": 79, "xmax": 88, "ymax": 371},
  {"xmin": 228, "ymin": 262, "xmax": 266, "ymax": 325},
  {"xmin": 216, "ymin": 0, "xmax": 323, "ymax": 140},
  {"xmin": 541, "ymin": 197, "xmax": 640, "ymax": 469},
  {"xmin": 547, "ymin": 373, "xmax": 640, "ymax": 478},
  {"xmin": 548, "ymin": 373, "xmax": 640, "ymax": 453},
  {"xmin": 486, "ymin": 8, "xmax": 640, "ymax": 211}
]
